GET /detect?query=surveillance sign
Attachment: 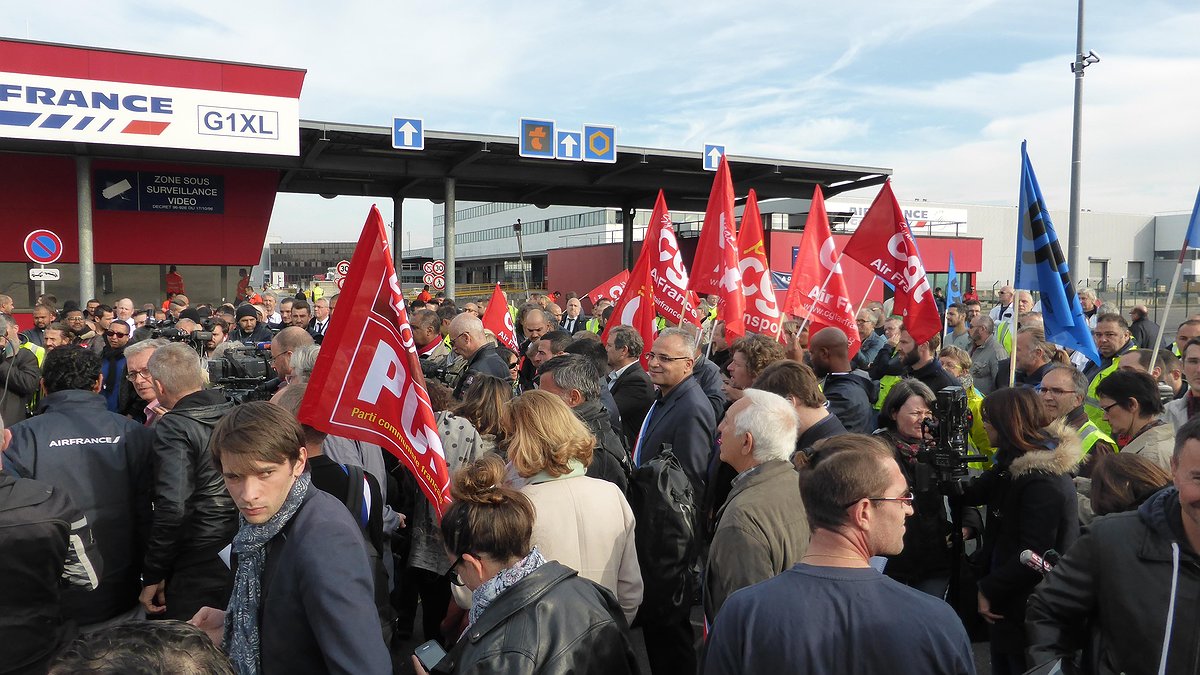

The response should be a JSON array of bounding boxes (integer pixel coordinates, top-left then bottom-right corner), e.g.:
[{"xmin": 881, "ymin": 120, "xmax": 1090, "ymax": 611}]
[{"xmin": 95, "ymin": 169, "xmax": 224, "ymax": 214}]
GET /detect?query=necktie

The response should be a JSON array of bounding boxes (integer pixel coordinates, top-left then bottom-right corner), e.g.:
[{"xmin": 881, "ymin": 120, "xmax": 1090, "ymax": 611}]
[{"xmin": 632, "ymin": 400, "xmax": 658, "ymax": 467}]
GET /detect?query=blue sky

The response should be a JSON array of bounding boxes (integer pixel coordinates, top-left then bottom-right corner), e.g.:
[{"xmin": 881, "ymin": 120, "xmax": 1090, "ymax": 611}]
[{"xmin": 5, "ymin": 0, "xmax": 1198, "ymax": 246}]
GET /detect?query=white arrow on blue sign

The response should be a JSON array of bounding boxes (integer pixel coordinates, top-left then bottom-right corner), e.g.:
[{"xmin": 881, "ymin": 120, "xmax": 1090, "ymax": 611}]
[
  {"xmin": 703, "ymin": 144, "xmax": 725, "ymax": 171},
  {"xmin": 556, "ymin": 130, "xmax": 582, "ymax": 161},
  {"xmin": 392, "ymin": 117, "xmax": 424, "ymax": 150}
]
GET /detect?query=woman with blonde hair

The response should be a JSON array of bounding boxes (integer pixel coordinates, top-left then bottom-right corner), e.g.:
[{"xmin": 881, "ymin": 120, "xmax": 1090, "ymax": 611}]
[{"xmin": 504, "ymin": 390, "xmax": 642, "ymax": 624}]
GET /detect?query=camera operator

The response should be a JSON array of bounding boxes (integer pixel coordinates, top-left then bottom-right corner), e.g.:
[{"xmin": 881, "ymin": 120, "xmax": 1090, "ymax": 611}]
[
  {"xmin": 203, "ymin": 317, "xmax": 230, "ymax": 360},
  {"xmin": 873, "ymin": 379, "xmax": 955, "ymax": 598},
  {"xmin": 959, "ymin": 387, "xmax": 1080, "ymax": 675},
  {"xmin": 229, "ymin": 305, "xmax": 272, "ymax": 345}
]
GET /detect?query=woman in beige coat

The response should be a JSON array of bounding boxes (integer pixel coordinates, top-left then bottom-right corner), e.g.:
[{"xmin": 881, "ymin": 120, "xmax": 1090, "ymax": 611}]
[
  {"xmin": 1096, "ymin": 370, "xmax": 1174, "ymax": 472},
  {"xmin": 505, "ymin": 390, "xmax": 643, "ymax": 624}
]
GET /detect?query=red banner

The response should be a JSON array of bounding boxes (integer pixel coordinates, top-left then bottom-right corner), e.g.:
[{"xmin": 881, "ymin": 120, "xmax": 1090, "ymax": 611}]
[
  {"xmin": 602, "ymin": 191, "xmax": 666, "ymax": 358},
  {"xmin": 647, "ymin": 199, "xmax": 701, "ymax": 326},
  {"xmin": 736, "ymin": 189, "xmax": 782, "ymax": 338},
  {"xmin": 299, "ymin": 206, "xmax": 451, "ymax": 517},
  {"xmin": 587, "ymin": 269, "xmax": 630, "ymax": 304},
  {"xmin": 688, "ymin": 156, "xmax": 745, "ymax": 336},
  {"xmin": 841, "ymin": 181, "xmax": 941, "ymax": 345},
  {"xmin": 781, "ymin": 185, "xmax": 861, "ymax": 357},
  {"xmin": 482, "ymin": 283, "xmax": 519, "ymax": 352}
]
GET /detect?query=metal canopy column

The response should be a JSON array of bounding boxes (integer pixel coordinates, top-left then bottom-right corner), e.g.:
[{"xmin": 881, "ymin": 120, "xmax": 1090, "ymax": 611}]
[
  {"xmin": 621, "ymin": 204, "xmax": 634, "ymax": 270},
  {"xmin": 76, "ymin": 157, "xmax": 95, "ymax": 303},
  {"xmin": 392, "ymin": 194, "xmax": 403, "ymax": 276},
  {"xmin": 444, "ymin": 177, "xmax": 456, "ymax": 300}
]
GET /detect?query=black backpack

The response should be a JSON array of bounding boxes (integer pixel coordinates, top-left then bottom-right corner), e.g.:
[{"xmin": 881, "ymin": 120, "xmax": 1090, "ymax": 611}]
[{"xmin": 626, "ymin": 445, "xmax": 698, "ymax": 627}]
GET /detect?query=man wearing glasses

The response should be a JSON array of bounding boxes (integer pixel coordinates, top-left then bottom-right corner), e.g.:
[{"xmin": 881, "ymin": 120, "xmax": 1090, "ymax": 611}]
[
  {"xmin": 447, "ymin": 313, "xmax": 511, "ymax": 400},
  {"xmin": 1084, "ymin": 313, "xmax": 1138, "ymax": 434},
  {"xmin": 1037, "ymin": 365, "xmax": 1116, "ymax": 478},
  {"xmin": 122, "ymin": 339, "xmax": 168, "ymax": 425},
  {"xmin": 97, "ymin": 319, "xmax": 132, "ymax": 412},
  {"xmin": 705, "ymin": 437, "xmax": 975, "ymax": 675}
]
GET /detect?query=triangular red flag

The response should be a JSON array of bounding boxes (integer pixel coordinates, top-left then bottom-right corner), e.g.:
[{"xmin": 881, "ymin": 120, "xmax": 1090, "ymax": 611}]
[
  {"xmin": 601, "ymin": 192, "xmax": 666, "ymax": 359},
  {"xmin": 299, "ymin": 206, "xmax": 451, "ymax": 517},
  {"xmin": 841, "ymin": 181, "xmax": 941, "ymax": 345},
  {"xmin": 688, "ymin": 156, "xmax": 745, "ymax": 336},
  {"xmin": 735, "ymin": 189, "xmax": 782, "ymax": 339},
  {"xmin": 781, "ymin": 185, "xmax": 861, "ymax": 357},
  {"xmin": 587, "ymin": 269, "xmax": 630, "ymax": 304},
  {"xmin": 481, "ymin": 283, "xmax": 519, "ymax": 352}
]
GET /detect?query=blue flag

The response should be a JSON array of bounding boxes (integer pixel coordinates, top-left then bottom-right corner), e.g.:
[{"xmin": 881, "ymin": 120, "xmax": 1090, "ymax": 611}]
[
  {"xmin": 946, "ymin": 251, "xmax": 961, "ymax": 307},
  {"xmin": 1015, "ymin": 141, "xmax": 1100, "ymax": 365},
  {"xmin": 1183, "ymin": 185, "xmax": 1200, "ymax": 253}
]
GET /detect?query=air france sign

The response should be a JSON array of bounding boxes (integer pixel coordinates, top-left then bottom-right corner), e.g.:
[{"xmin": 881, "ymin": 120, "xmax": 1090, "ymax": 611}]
[{"xmin": 0, "ymin": 72, "xmax": 300, "ymax": 155}]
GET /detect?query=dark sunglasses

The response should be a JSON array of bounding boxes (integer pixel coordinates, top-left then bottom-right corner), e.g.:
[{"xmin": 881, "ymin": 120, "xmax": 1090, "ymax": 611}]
[{"xmin": 105, "ymin": 330, "xmax": 129, "ymax": 337}]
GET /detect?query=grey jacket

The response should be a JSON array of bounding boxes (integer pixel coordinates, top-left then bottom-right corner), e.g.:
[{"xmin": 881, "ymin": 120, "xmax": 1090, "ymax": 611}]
[{"xmin": 969, "ymin": 338, "xmax": 1003, "ymax": 396}]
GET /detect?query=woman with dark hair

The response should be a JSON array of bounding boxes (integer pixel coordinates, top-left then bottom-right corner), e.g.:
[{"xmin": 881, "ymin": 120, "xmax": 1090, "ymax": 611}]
[
  {"xmin": 873, "ymin": 378, "xmax": 955, "ymax": 597},
  {"xmin": 1095, "ymin": 369, "xmax": 1174, "ymax": 471},
  {"xmin": 962, "ymin": 387, "xmax": 1080, "ymax": 675},
  {"xmin": 414, "ymin": 454, "xmax": 639, "ymax": 674},
  {"xmin": 1087, "ymin": 452, "xmax": 1172, "ymax": 516},
  {"xmin": 492, "ymin": 346, "xmax": 521, "ymax": 396}
]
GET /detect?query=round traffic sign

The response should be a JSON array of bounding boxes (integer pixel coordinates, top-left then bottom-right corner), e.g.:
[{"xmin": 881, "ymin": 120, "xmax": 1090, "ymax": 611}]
[
  {"xmin": 422, "ymin": 272, "xmax": 436, "ymax": 285},
  {"xmin": 432, "ymin": 276, "xmax": 446, "ymax": 290},
  {"xmin": 432, "ymin": 260, "xmax": 445, "ymax": 275},
  {"xmin": 336, "ymin": 277, "xmax": 345, "ymax": 290},
  {"xmin": 24, "ymin": 229, "xmax": 63, "ymax": 265},
  {"xmin": 336, "ymin": 260, "xmax": 351, "ymax": 276},
  {"xmin": 422, "ymin": 261, "xmax": 435, "ymax": 274}
]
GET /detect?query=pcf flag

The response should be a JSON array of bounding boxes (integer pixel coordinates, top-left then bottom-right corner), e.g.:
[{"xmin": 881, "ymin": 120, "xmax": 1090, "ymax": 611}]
[
  {"xmin": 1016, "ymin": 141, "xmax": 1100, "ymax": 364},
  {"xmin": 842, "ymin": 181, "xmax": 941, "ymax": 345},
  {"xmin": 601, "ymin": 192, "xmax": 664, "ymax": 357},
  {"xmin": 688, "ymin": 156, "xmax": 745, "ymax": 336},
  {"xmin": 299, "ymin": 205, "xmax": 451, "ymax": 517},
  {"xmin": 482, "ymin": 283, "xmax": 519, "ymax": 352},
  {"xmin": 780, "ymin": 185, "xmax": 860, "ymax": 356},
  {"xmin": 736, "ymin": 190, "xmax": 782, "ymax": 338},
  {"xmin": 587, "ymin": 269, "xmax": 630, "ymax": 304}
]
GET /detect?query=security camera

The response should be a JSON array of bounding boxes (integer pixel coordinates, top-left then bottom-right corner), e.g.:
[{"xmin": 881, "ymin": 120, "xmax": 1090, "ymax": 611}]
[{"xmin": 1084, "ymin": 50, "xmax": 1100, "ymax": 65}]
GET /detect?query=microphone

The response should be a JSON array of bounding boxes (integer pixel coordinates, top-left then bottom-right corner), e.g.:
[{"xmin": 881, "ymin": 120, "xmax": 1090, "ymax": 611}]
[{"xmin": 1019, "ymin": 549, "xmax": 1055, "ymax": 575}]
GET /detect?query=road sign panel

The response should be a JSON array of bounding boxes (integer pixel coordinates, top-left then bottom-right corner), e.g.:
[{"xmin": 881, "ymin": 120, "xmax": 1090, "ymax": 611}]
[
  {"xmin": 392, "ymin": 117, "xmax": 424, "ymax": 150},
  {"xmin": 422, "ymin": 261, "xmax": 435, "ymax": 274},
  {"xmin": 703, "ymin": 144, "xmax": 726, "ymax": 171},
  {"xmin": 336, "ymin": 277, "xmax": 345, "ymax": 290},
  {"xmin": 29, "ymin": 267, "xmax": 60, "ymax": 281},
  {"xmin": 335, "ymin": 259, "xmax": 351, "ymax": 276},
  {"xmin": 519, "ymin": 118, "xmax": 556, "ymax": 159},
  {"xmin": 582, "ymin": 124, "xmax": 616, "ymax": 163},
  {"xmin": 422, "ymin": 272, "xmax": 436, "ymax": 285},
  {"xmin": 556, "ymin": 130, "xmax": 582, "ymax": 161},
  {"xmin": 432, "ymin": 276, "xmax": 446, "ymax": 290},
  {"xmin": 432, "ymin": 260, "xmax": 445, "ymax": 274},
  {"xmin": 24, "ymin": 229, "xmax": 63, "ymax": 264}
]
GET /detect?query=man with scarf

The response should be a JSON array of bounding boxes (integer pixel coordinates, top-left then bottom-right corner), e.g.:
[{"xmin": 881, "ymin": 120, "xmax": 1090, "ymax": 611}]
[
  {"xmin": 189, "ymin": 402, "xmax": 390, "ymax": 674},
  {"xmin": 98, "ymin": 319, "xmax": 131, "ymax": 412}
]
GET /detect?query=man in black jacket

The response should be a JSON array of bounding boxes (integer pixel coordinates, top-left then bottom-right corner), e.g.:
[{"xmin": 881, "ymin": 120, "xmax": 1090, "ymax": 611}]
[
  {"xmin": 897, "ymin": 328, "xmax": 958, "ymax": 393},
  {"xmin": 539, "ymin": 354, "xmax": 629, "ymax": 493},
  {"xmin": 604, "ymin": 325, "xmax": 655, "ymax": 449},
  {"xmin": 140, "ymin": 343, "xmax": 237, "ymax": 620},
  {"xmin": 0, "ymin": 314, "xmax": 41, "ymax": 427},
  {"xmin": 809, "ymin": 327, "xmax": 877, "ymax": 433},
  {"xmin": 6, "ymin": 346, "xmax": 153, "ymax": 630},
  {"xmin": 448, "ymin": 313, "xmax": 511, "ymax": 399}
]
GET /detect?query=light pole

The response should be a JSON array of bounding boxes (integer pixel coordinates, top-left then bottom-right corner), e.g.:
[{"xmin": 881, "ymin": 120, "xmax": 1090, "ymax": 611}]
[
  {"xmin": 513, "ymin": 219, "xmax": 530, "ymax": 294},
  {"xmin": 1068, "ymin": 0, "xmax": 1100, "ymax": 280}
]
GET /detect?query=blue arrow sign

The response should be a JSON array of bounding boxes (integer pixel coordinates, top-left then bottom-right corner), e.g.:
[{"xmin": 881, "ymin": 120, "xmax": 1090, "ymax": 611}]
[
  {"xmin": 703, "ymin": 144, "xmax": 725, "ymax": 171},
  {"xmin": 392, "ymin": 117, "xmax": 424, "ymax": 150},
  {"xmin": 519, "ymin": 118, "xmax": 556, "ymax": 159},
  {"xmin": 556, "ymin": 130, "xmax": 582, "ymax": 161},
  {"xmin": 582, "ymin": 124, "xmax": 616, "ymax": 163}
]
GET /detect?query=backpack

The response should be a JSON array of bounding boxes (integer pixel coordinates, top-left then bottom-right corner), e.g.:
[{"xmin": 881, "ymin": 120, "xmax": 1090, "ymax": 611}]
[{"xmin": 626, "ymin": 445, "xmax": 698, "ymax": 627}]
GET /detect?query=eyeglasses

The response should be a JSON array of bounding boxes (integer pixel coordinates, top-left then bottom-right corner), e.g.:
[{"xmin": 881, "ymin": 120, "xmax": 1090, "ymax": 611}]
[
  {"xmin": 452, "ymin": 332, "xmax": 470, "ymax": 345},
  {"xmin": 105, "ymin": 330, "xmax": 129, "ymax": 338},
  {"xmin": 448, "ymin": 554, "xmax": 467, "ymax": 587},
  {"xmin": 1099, "ymin": 401, "xmax": 1123, "ymax": 414},
  {"xmin": 1035, "ymin": 385, "xmax": 1075, "ymax": 396},
  {"xmin": 507, "ymin": 361, "xmax": 519, "ymax": 370},
  {"xmin": 843, "ymin": 491, "xmax": 915, "ymax": 509},
  {"xmin": 645, "ymin": 352, "xmax": 691, "ymax": 363},
  {"xmin": 126, "ymin": 368, "xmax": 152, "ymax": 382}
]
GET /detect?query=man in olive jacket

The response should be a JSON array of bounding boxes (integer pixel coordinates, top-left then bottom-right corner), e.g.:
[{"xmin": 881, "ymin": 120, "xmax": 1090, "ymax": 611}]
[{"xmin": 704, "ymin": 389, "xmax": 808, "ymax": 621}]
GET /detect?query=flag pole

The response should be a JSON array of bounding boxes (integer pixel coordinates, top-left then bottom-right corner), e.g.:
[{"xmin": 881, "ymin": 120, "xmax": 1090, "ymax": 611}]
[
  {"xmin": 853, "ymin": 277, "xmax": 879, "ymax": 317},
  {"xmin": 1008, "ymin": 291, "xmax": 1021, "ymax": 387},
  {"xmin": 795, "ymin": 255, "xmax": 843, "ymax": 335},
  {"xmin": 1148, "ymin": 251, "xmax": 1188, "ymax": 372}
]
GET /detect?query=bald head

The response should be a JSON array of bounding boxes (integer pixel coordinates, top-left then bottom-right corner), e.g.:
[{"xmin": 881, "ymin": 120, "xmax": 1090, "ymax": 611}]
[
  {"xmin": 810, "ymin": 326, "xmax": 849, "ymax": 354},
  {"xmin": 809, "ymin": 327, "xmax": 851, "ymax": 377},
  {"xmin": 448, "ymin": 312, "xmax": 483, "ymax": 339}
]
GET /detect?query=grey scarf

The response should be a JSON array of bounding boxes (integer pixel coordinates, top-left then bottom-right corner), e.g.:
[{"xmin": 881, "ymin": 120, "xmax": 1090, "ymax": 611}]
[{"xmin": 225, "ymin": 471, "xmax": 311, "ymax": 675}]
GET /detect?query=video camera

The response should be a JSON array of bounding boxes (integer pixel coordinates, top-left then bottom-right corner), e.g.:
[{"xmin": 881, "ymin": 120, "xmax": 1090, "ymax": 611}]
[
  {"xmin": 150, "ymin": 326, "xmax": 214, "ymax": 352},
  {"xmin": 916, "ymin": 385, "xmax": 987, "ymax": 493},
  {"xmin": 207, "ymin": 342, "xmax": 277, "ymax": 403}
]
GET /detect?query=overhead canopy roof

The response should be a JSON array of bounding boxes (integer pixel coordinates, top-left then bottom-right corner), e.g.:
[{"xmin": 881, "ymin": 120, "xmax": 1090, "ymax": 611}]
[{"xmin": 2, "ymin": 120, "xmax": 892, "ymax": 212}]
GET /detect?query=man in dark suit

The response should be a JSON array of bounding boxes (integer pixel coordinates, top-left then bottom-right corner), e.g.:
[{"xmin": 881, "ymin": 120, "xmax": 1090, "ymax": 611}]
[
  {"xmin": 605, "ymin": 325, "xmax": 656, "ymax": 448},
  {"xmin": 559, "ymin": 297, "xmax": 588, "ymax": 335},
  {"xmin": 631, "ymin": 327, "xmax": 717, "ymax": 675}
]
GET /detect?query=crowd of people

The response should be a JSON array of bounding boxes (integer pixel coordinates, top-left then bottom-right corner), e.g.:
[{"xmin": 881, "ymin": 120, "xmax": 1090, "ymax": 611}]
[{"xmin": 1, "ymin": 280, "xmax": 1198, "ymax": 675}]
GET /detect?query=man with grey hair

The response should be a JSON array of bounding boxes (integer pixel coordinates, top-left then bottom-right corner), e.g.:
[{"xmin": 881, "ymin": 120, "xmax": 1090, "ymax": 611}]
[
  {"xmin": 115, "ymin": 298, "xmax": 136, "ymax": 332},
  {"xmin": 968, "ymin": 314, "xmax": 1002, "ymax": 395},
  {"xmin": 262, "ymin": 292, "xmax": 281, "ymax": 325},
  {"xmin": 704, "ymin": 388, "xmax": 808, "ymax": 621},
  {"xmin": 448, "ymin": 312, "xmax": 510, "ymax": 399},
  {"xmin": 605, "ymin": 324, "xmax": 655, "ymax": 448},
  {"xmin": 1078, "ymin": 287, "xmax": 1099, "ymax": 328},
  {"xmin": 139, "ymin": 343, "xmax": 236, "ymax": 621},
  {"xmin": 270, "ymin": 326, "xmax": 315, "ymax": 389},
  {"xmin": 538, "ymin": 354, "xmax": 629, "ymax": 492}
]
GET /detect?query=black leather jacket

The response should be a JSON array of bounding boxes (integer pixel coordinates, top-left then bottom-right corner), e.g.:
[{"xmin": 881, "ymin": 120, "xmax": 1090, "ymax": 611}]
[
  {"xmin": 575, "ymin": 398, "xmax": 630, "ymax": 493},
  {"xmin": 142, "ymin": 389, "xmax": 237, "ymax": 585},
  {"xmin": 434, "ymin": 561, "xmax": 641, "ymax": 675}
]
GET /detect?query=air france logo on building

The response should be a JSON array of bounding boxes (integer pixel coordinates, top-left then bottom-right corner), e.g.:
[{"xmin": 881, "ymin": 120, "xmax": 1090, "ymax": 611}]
[{"xmin": 0, "ymin": 72, "xmax": 299, "ymax": 156}]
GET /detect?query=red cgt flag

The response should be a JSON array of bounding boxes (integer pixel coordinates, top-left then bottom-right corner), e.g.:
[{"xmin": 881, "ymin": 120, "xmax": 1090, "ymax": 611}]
[
  {"xmin": 781, "ymin": 185, "xmax": 861, "ymax": 357},
  {"xmin": 736, "ymin": 189, "xmax": 782, "ymax": 339},
  {"xmin": 299, "ymin": 206, "xmax": 451, "ymax": 517},
  {"xmin": 648, "ymin": 206, "xmax": 701, "ymax": 327},
  {"xmin": 601, "ymin": 192, "xmax": 667, "ymax": 359},
  {"xmin": 481, "ymin": 283, "xmax": 519, "ymax": 352},
  {"xmin": 587, "ymin": 269, "xmax": 630, "ymax": 304},
  {"xmin": 688, "ymin": 155, "xmax": 745, "ymax": 337},
  {"xmin": 841, "ymin": 181, "xmax": 941, "ymax": 345}
]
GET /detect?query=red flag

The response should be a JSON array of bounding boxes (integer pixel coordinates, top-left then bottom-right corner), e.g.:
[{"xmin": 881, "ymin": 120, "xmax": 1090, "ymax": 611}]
[
  {"xmin": 736, "ymin": 189, "xmax": 782, "ymax": 339},
  {"xmin": 482, "ymin": 283, "xmax": 519, "ymax": 352},
  {"xmin": 688, "ymin": 156, "xmax": 745, "ymax": 336},
  {"xmin": 647, "ymin": 196, "xmax": 701, "ymax": 326},
  {"xmin": 781, "ymin": 185, "xmax": 861, "ymax": 357},
  {"xmin": 299, "ymin": 206, "xmax": 451, "ymax": 517},
  {"xmin": 841, "ymin": 181, "xmax": 940, "ymax": 345},
  {"xmin": 587, "ymin": 269, "xmax": 630, "ymax": 304},
  {"xmin": 601, "ymin": 192, "xmax": 665, "ymax": 359}
]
